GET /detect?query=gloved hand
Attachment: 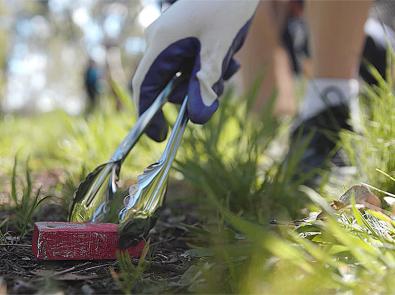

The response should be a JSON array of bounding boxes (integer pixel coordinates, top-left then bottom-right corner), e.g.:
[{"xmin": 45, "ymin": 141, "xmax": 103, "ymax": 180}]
[{"xmin": 132, "ymin": 0, "xmax": 259, "ymax": 141}]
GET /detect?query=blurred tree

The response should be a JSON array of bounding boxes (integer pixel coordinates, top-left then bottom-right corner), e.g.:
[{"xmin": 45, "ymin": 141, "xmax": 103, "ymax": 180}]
[
  {"xmin": 1, "ymin": 0, "xmax": 149, "ymax": 114},
  {"xmin": 0, "ymin": 1, "xmax": 10, "ymax": 114}
]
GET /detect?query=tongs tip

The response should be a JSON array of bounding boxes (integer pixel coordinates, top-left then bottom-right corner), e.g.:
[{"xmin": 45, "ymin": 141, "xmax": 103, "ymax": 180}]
[{"xmin": 118, "ymin": 216, "xmax": 154, "ymax": 249}]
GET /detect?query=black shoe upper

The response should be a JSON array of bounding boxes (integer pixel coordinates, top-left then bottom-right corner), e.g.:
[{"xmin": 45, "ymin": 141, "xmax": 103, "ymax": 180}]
[{"xmin": 288, "ymin": 104, "xmax": 352, "ymax": 185}]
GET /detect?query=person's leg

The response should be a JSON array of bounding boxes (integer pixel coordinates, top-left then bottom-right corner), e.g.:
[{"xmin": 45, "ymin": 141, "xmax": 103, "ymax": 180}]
[
  {"xmin": 307, "ymin": 0, "xmax": 371, "ymax": 79},
  {"xmin": 291, "ymin": 0, "xmax": 372, "ymax": 183},
  {"xmin": 237, "ymin": 1, "xmax": 296, "ymax": 117},
  {"xmin": 297, "ymin": 0, "xmax": 371, "ymax": 122}
]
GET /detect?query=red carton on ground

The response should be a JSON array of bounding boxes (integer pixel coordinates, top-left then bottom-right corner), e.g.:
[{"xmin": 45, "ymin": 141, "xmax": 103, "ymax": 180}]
[{"xmin": 32, "ymin": 222, "xmax": 144, "ymax": 260}]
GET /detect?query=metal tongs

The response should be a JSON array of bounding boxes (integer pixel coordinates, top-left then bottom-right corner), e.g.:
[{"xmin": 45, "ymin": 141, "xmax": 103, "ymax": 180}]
[
  {"xmin": 118, "ymin": 97, "xmax": 188, "ymax": 247},
  {"xmin": 69, "ymin": 81, "xmax": 186, "ymax": 230}
]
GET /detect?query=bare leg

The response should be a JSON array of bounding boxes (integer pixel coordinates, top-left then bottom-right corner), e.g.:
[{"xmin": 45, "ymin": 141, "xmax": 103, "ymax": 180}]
[
  {"xmin": 290, "ymin": 0, "xmax": 372, "ymax": 182},
  {"xmin": 297, "ymin": 0, "xmax": 372, "ymax": 122},
  {"xmin": 237, "ymin": 1, "xmax": 296, "ymax": 116},
  {"xmin": 306, "ymin": 0, "xmax": 371, "ymax": 79}
]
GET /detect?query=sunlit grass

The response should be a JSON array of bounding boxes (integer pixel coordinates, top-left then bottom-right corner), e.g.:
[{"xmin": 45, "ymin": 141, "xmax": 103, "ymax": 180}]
[
  {"xmin": 1, "ymin": 68, "xmax": 395, "ymax": 294},
  {"xmin": 174, "ymin": 69, "xmax": 395, "ymax": 293},
  {"xmin": 0, "ymin": 95, "xmax": 164, "ymax": 178},
  {"xmin": 176, "ymin": 85, "xmax": 310, "ymax": 223},
  {"xmin": 341, "ymin": 65, "xmax": 395, "ymax": 194},
  {"xmin": 4, "ymin": 157, "xmax": 50, "ymax": 236}
]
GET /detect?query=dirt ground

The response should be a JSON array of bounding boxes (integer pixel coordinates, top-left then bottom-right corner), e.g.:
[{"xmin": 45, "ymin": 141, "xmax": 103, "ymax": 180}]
[{"xmin": 1, "ymin": 182, "xmax": 201, "ymax": 294}]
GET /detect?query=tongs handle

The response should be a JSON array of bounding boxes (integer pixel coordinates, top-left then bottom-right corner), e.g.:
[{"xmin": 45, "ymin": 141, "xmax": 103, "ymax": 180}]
[
  {"xmin": 159, "ymin": 95, "xmax": 189, "ymax": 167},
  {"xmin": 110, "ymin": 81, "xmax": 173, "ymax": 163},
  {"xmin": 142, "ymin": 96, "xmax": 189, "ymax": 211},
  {"xmin": 118, "ymin": 96, "xmax": 189, "ymax": 246}
]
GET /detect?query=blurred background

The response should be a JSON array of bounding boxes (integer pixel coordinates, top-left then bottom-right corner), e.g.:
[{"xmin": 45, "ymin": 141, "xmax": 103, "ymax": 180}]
[
  {"xmin": 0, "ymin": 0, "xmax": 159, "ymax": 115},
  {"xmin": 2, "ymin": 0, "xmax": 395, "ymax": 116}
]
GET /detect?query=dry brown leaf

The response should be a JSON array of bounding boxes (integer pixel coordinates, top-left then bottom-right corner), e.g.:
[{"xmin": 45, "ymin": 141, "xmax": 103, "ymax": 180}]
[
  {"xmin": 330, "ymin": 200, "xmax": 346, "ymax": 210},
  {"xmin": 338, "ymin": 184, "xmax": 381, "ymax": 208}
]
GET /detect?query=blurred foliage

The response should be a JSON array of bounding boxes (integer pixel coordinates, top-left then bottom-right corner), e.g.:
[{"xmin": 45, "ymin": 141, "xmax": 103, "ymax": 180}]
[
  {"xmin": 171, "ymin": 62, "xmax": 395, "ymax": 294},
  {"xmin": 341, "ymin": 64, "xmax": 395, "ymax": 194},
  {"xmin": 0, "ymin": 94, "xmax": 164, "ymax": 177},
  {"xmin": 112, "ymin": 241, "xmax": 150, "ymax": 295},
  {"xmin": 176, "ymin": 85, "xmax": 309, "ymax": 222},
  {"xmin": 1, "ymin": 60, "xmax": 395, "ymax": 294},
  {"xmin": 0, "ymin": 1, "xmax": 9, "ymax": 107}
]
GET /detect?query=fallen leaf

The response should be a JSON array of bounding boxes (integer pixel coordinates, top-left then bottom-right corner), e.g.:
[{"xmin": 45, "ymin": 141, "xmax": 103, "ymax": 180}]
[
  {"xmin": 331, "ymin": 200, "xmax": 346, "ymax": 210},
  {"xmin": 338, "ymin": 184, "xmax": 381, "ymax": 208}
]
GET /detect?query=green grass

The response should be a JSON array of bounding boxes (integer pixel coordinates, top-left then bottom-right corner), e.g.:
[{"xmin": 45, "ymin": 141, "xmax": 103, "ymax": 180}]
[
  {"xmin": 176, "ymin": 85, "xmax": 310, "ymax": 223},
  {"xmin": 0, "ymin": 93, "xmax": 163, "ymax": 177},
  {"xmin": 173, "ymin": 70, "xmax": 395, "ymax": 293},
  {"xmin": 174, "ymin": 181, "xmax": 395, "ymax": 294},
  {"xmin": 215, "ymin": 190, "xmax": 395, "ymax": 294},
  {"xmin": 341, "ymin": 65, "xmax": 395, "ymax": 194},
  {"xmin": 112, "ymin": 241, "xmax": 150, "ymax": 295},
  {"xmin": 5, "ymin": 157, "xmax": 50, "ymax": 236},
  {"xmin": 1, "ymin": 69, "xmax": 395, "ymax": 294}
]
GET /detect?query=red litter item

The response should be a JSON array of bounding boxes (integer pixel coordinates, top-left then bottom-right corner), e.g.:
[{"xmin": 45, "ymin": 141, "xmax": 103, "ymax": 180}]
[{"xmin": 32, "ymin": 222, "xmax": 144, "ymax": 260}]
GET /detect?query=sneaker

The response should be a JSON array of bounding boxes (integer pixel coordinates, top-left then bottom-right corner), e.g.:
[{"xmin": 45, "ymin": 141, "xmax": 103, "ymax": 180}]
[{"xmin": 287, "ymin": 104, "xmax": 352, "ymax": 186}]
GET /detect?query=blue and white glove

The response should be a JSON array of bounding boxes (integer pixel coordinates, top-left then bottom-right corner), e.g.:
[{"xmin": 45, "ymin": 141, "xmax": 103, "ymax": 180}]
[{"xmin": 132, "ymin": 0, "xmax": 259, "ymax": 141}]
